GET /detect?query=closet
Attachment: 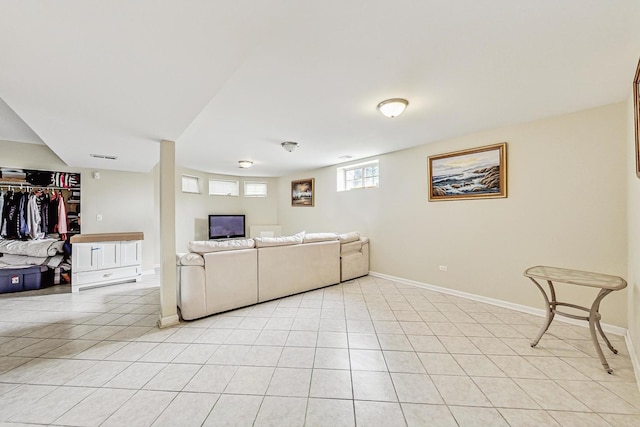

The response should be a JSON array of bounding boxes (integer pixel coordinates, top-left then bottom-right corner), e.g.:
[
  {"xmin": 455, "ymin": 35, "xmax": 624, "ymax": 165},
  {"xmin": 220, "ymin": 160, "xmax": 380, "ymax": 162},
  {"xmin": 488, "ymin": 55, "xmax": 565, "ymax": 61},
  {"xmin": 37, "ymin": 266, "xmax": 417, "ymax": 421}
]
[{"xmin": 0, "ymin": 167, "xmax": 81, "ymax": 288}]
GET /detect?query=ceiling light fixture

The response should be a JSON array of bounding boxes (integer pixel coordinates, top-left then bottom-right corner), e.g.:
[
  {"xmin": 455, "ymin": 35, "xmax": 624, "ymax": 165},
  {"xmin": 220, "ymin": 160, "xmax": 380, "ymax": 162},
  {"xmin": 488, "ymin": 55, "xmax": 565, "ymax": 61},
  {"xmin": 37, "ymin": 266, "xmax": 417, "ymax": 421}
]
[
  {"xmin": 238, "ymin": 160, "xmax": 253, "ymax": 168},
  {"xmin": 376, "ymin": 98, "xmax": 409, "ymax": 118},
  {"xmin": 281, "ymin": 141, "xmax": 299, "ymax": 152}
]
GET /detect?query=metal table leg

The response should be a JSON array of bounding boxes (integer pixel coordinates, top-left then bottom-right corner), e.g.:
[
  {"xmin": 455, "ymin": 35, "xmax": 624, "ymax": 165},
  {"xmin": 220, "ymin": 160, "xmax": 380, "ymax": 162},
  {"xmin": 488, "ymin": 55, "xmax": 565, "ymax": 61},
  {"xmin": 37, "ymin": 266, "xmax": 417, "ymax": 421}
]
[{"xmin": 529, "ymin": 278, "xmax": 555, "ymax": 347}]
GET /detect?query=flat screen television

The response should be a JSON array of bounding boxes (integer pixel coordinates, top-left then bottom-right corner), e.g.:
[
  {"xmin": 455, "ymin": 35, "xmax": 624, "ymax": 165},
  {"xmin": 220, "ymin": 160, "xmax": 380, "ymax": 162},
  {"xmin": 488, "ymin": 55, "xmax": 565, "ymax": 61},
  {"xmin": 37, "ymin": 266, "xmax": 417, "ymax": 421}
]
[{"xmin": 208, "ymin": 214, "xmax": 246, "ymax": 240}]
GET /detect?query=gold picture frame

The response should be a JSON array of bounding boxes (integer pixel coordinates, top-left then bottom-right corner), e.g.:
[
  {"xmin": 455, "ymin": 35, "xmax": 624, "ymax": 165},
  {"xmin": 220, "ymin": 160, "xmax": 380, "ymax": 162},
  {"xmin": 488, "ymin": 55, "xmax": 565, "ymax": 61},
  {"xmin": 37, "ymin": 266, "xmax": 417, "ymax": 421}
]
[
  {"xmin": 291, "ymin": 178, "xmax": 314, "ymax": 207},
  {"xmin": 428, "ymin": 142, "xmax": 507, "ymax": 201},
  {"xmin": 634, "ymin": 57, "xmax": 640, "ymax": 178}
]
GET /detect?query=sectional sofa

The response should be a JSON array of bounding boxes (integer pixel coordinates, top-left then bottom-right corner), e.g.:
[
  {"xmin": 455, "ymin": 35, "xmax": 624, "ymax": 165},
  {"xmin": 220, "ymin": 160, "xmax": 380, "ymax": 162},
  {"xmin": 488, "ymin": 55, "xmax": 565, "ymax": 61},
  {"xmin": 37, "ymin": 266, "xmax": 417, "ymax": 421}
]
[{"xmin": 176, "ymin": 231, "xmax": 369, "ymax": 320}]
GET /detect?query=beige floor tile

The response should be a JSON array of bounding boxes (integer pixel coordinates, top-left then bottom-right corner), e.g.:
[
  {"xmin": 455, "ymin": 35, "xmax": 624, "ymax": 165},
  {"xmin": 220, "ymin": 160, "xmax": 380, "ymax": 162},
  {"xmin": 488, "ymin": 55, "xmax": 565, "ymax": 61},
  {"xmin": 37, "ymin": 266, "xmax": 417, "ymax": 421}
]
[
  {"xmin": 9, "ymin": 385, "xmax": 95, "ymax": 425},
  {"xmin": 352, "ymin": 370, "xmax": 397, "ymax": 401},
  {"xmin": 266, "ymin": 367, "xmax": 312, "ymax": 397},
  {"xmin": 183, "ymin": 365, "xmax": 237, "ymax": 393},
  {"xmin": 224, "ymin": 366, "xmax": 275, "ymax": 395},
  {"xmin": 240, "ymin": 345, "xmax": 283, "ymax": 367},
  {"xmin": 488, "ymin": 355, "xmax": 547, "ymax": 379},
  {"xmin": 309, "ymin": 369, "xmax": 352, "ymax": 399},
  {"xmin": 453, "ymin": 354, "xmax": 505, "ymax": 377},
  {"xmin": 314, "ymin": 347, "xmax": 350, "ymax": 370},
  {"xmin": 449, "ymin": 406, "xmax": 509, "ymax": 427},
  {"xmin": 278, "ymin": 346, "xmax": 316, "ymax": 368},
  {"xmin": 203, "ymin": 394, "xmax": 263, "ymax": 427},
  {"xmin": 391, "ymin": 372, "xmax": 443, "ymax": 404},
  {"xmin": 546, "ymin": 410, "xmax": 611, "ymax": 427},
  {"xmin": 401, "ymin": 403, "xmax": 457, "ymax": 427},
  {"xmin": 254, "ymin": 396, "xmax": 307, "ymax": 427},
  {"xmin": 556, "ymin": 380, "xmax": 640, "ymax": 414},
  {"xmin": 354, "ymin": 401, "xmax": 405, "ymax": 427},
  {"xmin": 305, "ymin": 398, "xmax": 355, "ymax": 427},
  {"xmin": 383, "ymin": 350, "xmax": 426, "ymax": 373},
  {"xmin": 151, "ymin": 392, "xmax": 219, "ymax": 427},
  {"xmin": 104, "ymin": 361, "xmax": 166, "ymax": 389},
  {"xmin": 350, "ymin": 349, "xmax": 387, "ymax": 371},
  {"xmin": 472, "ymin": 376, "xmax": 540, "ymax": 409},
  {"xmin": 101, "ymin": 390, "xmax": 176, "ymax": 427},
  {"xmin": 514, "ymin": 378, "xmax": 590, "ymax": 411},
  {"xmin": 347, "ymin": 332, "xmax": 380, "ymax": 349},
  {"xmin": 54, "ymin": 388, "xmax": 136, "ymax": 427},
  {"xmin": 144, "ymin": 363, "xmax": 200, "ymax": 391},
  {"xmin": 171, "ymin": 343, "xmax": 219, "ymax": 364},
  {"xmin": 418, "ymin": 353, "xmax": 465, "ymax": 375},
  {"xmin": 378, "ymin": 333, "xmax": 413, "ymax": 351},
  {"xmin": 431, "ymin": 375, "xmax": 491, "ymax": 406}
]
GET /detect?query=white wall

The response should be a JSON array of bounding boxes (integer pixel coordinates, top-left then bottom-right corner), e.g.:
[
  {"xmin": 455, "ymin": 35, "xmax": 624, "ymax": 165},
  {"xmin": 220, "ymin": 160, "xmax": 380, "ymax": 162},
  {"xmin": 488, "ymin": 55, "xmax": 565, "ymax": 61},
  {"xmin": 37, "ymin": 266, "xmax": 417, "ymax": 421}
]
[
  {"xmin": 627, "ymin": 84, "xmax": 640, "ymax": 377},
  {"xmin": 0, "ymin": 140, "xmax": 157, "ymax": 271},
  {"xmin": 278, "ymin": 103, "xmax": 628, "ymax": 327},
  {"xmin": 174, "ymin": 167, "xmax": 279, "ymax": 252}
]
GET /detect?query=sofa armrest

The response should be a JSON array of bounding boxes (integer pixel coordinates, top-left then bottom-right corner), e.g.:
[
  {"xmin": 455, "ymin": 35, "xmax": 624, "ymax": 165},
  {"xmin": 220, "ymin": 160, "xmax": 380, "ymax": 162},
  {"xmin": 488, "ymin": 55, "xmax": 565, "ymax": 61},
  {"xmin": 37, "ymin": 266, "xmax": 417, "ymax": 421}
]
[
  {"xmin": 341, "ymin": 238, "xmax": 369, "ymax": 281},
  {"xmin": 177, "ymin": 262, "xmax": 207, "ymax": 320}
]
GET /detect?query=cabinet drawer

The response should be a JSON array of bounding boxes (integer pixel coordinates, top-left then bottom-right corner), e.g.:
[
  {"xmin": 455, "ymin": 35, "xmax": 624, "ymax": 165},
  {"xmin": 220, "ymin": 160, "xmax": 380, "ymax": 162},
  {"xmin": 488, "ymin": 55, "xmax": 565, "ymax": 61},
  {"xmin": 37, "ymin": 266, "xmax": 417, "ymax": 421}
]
[{"xmin": 73, "ymin": 266, "xmax": 141, "ymax": 286}]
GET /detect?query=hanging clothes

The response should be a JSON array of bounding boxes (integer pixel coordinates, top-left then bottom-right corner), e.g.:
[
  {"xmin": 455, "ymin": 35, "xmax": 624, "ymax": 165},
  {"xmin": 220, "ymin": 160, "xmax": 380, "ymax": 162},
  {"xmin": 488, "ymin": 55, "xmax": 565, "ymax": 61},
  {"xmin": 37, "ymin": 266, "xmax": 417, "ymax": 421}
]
[
  {"xmin": 3, "ymin": 191, "xmax": 21, "ymax": 239},
  {"xmin": 57, "ymin": 192, "xmax": 68, "ymax": 238},
  {"xmin": 48, "ymin": 191, "xmax": 59, "ymax": 234},
  {"xmin": 27, "ymin": 193, "xmax": 44, "ymax": 240},
  {"xmin": 0, "ymin": 191, "xmax": 4, "ymax": 236},
  {"xmin": 40, "ymin": 192, "xmax": 49, "ymax": 236},
  {"xmin": 18, "ymin": 192, "xmax": 30, "ymax": 238}
]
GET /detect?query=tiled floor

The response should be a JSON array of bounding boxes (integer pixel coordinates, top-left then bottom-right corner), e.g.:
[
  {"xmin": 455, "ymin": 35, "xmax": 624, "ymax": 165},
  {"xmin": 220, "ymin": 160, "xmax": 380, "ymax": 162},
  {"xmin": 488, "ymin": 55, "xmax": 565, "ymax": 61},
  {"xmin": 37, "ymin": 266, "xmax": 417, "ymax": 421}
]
[{"xmin": 0, "ymin": 274, "xmax": 639, "ymax": 426}]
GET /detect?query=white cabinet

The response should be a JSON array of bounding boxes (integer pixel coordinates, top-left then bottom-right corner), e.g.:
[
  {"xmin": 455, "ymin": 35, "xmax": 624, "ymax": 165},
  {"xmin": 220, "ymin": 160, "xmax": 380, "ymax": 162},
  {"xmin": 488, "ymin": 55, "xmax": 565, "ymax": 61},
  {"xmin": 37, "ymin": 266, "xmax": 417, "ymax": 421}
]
[{"xmin": 70, "ymin": 233, "xmax": 143, "ymax": 292}]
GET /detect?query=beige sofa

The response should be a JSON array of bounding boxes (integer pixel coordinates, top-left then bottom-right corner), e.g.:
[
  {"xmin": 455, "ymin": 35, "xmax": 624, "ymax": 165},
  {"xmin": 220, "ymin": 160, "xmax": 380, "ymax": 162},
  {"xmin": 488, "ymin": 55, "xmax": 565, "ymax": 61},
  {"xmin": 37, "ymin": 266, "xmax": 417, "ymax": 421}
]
[{"xmin": 176, "ymin": 231, "xmax": 369, "ymax": 320}]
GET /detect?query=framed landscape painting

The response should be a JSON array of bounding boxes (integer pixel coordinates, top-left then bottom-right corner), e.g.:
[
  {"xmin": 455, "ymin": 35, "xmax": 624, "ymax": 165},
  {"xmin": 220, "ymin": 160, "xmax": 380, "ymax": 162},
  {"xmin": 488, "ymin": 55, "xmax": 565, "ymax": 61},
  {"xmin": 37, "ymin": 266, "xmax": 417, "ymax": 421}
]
[
  {"xmin": 428, "ymin": 142, "xmax": 507, "ymax": 201},
  {"xmin": 291, "ymin": 178, "xmax": 314, "ymax": 206}
]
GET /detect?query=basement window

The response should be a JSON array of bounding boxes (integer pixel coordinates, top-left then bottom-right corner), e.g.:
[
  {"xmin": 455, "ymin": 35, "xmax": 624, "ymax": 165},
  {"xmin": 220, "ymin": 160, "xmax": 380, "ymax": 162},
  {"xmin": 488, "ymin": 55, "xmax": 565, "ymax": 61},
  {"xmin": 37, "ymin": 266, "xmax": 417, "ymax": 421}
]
[
  {"xmin": 244, "ymin": 181, "xmax": 268, "ymax": 197},
  {"xmin": 209, "ymin": 179, "xmax": 239, "ymax": 196},
  {"xmin": 181, "ymin": 175, "xmax": 200, "ymax": 193},
  {"xmin": 337, "ymin": 160, "xmax": 379, "ymax": 192}
]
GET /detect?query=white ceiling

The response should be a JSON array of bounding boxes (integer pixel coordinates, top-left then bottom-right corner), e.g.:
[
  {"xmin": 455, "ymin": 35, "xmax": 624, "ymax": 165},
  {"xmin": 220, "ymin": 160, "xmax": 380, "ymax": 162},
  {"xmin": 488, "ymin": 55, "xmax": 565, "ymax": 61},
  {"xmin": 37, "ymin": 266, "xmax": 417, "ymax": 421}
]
[{"xmin": 1, "ymin": 0, "xmax": 639, "ymax": 177}]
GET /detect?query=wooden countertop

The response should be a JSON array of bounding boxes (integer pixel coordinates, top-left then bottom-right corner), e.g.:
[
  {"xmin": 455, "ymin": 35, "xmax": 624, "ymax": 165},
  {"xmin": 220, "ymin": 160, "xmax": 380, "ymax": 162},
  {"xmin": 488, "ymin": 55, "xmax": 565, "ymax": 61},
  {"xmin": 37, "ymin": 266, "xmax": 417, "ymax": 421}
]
[{"xmin": 70, "ymin": 232, "xmax": 144, "ymax": 244}]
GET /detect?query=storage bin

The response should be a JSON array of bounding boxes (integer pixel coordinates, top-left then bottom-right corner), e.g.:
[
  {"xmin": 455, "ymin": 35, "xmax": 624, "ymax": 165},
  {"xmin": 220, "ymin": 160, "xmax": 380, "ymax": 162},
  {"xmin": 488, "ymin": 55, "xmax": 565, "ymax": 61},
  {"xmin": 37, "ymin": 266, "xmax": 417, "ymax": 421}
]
[{"xmin": 0, "ymin": 266, "xmax": 44, "ymax": 293}]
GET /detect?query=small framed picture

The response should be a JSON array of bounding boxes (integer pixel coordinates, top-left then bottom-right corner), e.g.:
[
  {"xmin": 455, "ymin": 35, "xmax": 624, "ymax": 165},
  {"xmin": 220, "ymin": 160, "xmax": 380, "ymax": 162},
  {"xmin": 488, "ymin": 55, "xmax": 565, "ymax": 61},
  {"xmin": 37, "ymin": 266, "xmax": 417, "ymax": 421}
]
[
  {"xmin": 428, "ymin": 142, "xmax": 507, "ymax": 201},
  {"xmin": 291, "ymin": 178, "xmax": 314, "ymax": 207}
]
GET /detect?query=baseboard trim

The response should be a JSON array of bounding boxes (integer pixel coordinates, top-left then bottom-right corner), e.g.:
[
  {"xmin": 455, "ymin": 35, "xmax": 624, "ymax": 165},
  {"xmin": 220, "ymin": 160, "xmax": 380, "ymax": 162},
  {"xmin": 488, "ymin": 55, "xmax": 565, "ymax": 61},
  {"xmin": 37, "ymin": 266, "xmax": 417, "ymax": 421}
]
[
  {"xmin": 369, "ymin": 271, "xmax": 627, "ymax": 337},
  {"xmin": 157, "ymin": 314, "xmax": 180, "ymax": 329},
  {"xmin": 142, "ymin": 269, "xmax": 156, "ymax": 276},
  {"xmin": 625, "ymin": 330, "xmax": 640, "ymax": 391}
]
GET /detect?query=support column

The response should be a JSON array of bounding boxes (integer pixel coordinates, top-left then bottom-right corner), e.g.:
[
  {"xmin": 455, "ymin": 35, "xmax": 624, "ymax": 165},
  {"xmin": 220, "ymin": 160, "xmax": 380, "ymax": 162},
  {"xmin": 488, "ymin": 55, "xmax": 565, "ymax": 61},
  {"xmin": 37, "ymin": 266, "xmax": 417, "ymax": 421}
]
[{"xmin": 158, "ymin": 139, "xmax": 180, "ymax": 328}]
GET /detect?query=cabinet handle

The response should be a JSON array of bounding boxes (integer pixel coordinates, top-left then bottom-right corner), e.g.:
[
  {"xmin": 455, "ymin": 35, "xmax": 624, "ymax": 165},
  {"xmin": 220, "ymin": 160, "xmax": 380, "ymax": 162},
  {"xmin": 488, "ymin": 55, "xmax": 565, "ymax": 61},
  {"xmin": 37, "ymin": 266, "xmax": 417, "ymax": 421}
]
[
  {"xmin": 103, "ymin": 273, "xmax": 113, "ymax": 277},
  {"xmin": 91, "ymin": 247, "xmax": 101, "ymax": 251}
]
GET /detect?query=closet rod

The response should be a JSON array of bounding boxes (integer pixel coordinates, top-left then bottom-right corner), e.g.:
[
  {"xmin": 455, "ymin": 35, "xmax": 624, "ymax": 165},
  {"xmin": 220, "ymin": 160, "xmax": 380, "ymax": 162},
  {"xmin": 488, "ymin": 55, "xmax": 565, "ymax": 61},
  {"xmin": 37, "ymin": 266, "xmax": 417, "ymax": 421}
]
[{"xmin": 0, "ymin": 182, "xmax": 80, "ymax": 191}]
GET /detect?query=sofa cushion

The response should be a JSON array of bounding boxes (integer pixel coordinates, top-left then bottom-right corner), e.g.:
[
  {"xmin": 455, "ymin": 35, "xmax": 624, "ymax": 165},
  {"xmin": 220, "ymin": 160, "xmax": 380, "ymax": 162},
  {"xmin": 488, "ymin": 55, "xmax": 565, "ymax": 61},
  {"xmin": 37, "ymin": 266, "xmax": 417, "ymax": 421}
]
[
  {"xmin": 303, "ymin": 232, "xmax": 338, "ymax": 243},
  {"xmin": 255, "ymin": 231, "xmax": 305, "ymax": 248},
  {"xmin": 338, "ymin": 231, "xmax": 360, "ymax": 244},
  {"xmin": 177, "ymin": 252, "xmax": 205, "ymax": 266},
  {"xmin": 188, "ymin": 239, "xmax": 255, "ymax": 254}
]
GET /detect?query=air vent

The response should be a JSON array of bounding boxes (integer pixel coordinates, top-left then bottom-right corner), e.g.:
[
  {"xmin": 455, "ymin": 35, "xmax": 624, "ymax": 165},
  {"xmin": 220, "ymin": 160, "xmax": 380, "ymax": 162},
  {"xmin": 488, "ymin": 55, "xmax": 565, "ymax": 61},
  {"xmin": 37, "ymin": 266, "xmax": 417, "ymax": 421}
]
[
  {"xmin": 338, "ymin": 155, "xmax": 354, "ymax": 160},
  {"xmin": 90, "ymin": 154, "xmax": 118, "ymax": 160}
]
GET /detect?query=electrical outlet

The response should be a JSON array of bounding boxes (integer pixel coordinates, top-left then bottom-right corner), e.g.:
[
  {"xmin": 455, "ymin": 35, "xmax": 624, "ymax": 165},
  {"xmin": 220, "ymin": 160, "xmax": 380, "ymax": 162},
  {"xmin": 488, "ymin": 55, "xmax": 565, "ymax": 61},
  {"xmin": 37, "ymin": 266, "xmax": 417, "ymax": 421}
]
[
  {"xmin": 439, "ymin": 265, "xmax": 448, "ymax": 271},
  {"xmin": 96, "ymin": 214, "xmax": 103, "ymax": 222}
]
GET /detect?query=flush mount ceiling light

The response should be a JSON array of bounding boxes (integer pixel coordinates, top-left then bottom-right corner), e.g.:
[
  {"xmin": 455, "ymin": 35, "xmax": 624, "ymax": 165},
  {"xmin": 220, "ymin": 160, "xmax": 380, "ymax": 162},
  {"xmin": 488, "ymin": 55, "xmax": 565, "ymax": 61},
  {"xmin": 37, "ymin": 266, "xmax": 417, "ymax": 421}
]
[
  {"xmin": 376, "ymin": 98, "xmax": 409, "ymax": 118},
  {"xmin": 281, "ymin": 141, "xmax": 299, "ymax": 152},
  {"xmin": 238, "ymin": 160, "xmax": 253, "ymax": 168}
]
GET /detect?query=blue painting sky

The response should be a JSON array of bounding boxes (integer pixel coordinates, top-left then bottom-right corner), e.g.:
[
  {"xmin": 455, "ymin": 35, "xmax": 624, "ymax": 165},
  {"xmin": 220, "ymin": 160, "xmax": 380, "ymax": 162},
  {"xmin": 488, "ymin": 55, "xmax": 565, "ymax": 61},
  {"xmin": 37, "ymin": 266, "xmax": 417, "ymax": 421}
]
[{"xmin": 432, "ymin": 149, "xmax": 500, "ymax": 176}]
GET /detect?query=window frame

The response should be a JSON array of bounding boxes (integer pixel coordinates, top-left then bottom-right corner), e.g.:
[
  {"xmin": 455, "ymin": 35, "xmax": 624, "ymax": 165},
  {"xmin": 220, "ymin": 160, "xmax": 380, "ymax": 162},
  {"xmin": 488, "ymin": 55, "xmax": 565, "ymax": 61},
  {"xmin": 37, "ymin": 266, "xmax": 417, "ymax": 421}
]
[
  {"xmin": 181, "ymin": 175, "xmax": 200, "ymax": 194},
  {"xmin": 337, "ymin": 160, "xmax": 379, "ymax": 192},
  {"xmin": 208, "ymin": 178, "xmax": 240, "ymax": 196},
  {"xmin": 243, "ymin": 180, "xmax": 268, "ymax": 197}
]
